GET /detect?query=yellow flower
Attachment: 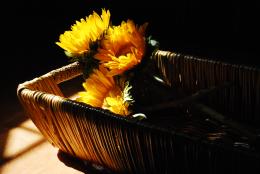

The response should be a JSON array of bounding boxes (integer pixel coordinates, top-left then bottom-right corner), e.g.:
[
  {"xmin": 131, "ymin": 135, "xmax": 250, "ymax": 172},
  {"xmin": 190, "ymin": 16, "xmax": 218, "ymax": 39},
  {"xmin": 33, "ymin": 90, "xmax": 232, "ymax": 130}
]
[
  {"xmin": 76, "ymin": 66, "xmax": 133, "ymax": 116},
  {"xmin": 77, "ymin": 65, "xmax": 114, "ymax": 107},
  {"xmin": 56, "ymin": 9, "xmax": 110, "ymax": 57},
  {"xmin": 94, "ymin": 20, "xmax": 148, "ymax": 76},
  {"xmin": 102, "ymin": 80, "xmax": 133, "ymax": 116}
]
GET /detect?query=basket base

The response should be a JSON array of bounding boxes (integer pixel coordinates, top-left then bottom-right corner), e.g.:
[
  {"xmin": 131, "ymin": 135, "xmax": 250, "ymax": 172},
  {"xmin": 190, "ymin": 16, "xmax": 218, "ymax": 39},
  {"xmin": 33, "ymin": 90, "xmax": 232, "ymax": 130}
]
[{"xmin": 57, "ymin": 150, "xmax": 113, "ymax": 174}]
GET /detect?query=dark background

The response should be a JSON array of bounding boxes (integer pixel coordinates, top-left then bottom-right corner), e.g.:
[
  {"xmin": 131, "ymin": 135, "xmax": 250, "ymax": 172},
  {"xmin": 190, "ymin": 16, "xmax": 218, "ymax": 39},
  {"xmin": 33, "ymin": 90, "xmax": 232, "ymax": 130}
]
[{"xmin": 2, "ymin": 0, "xmax": 260, "ymax": 113}]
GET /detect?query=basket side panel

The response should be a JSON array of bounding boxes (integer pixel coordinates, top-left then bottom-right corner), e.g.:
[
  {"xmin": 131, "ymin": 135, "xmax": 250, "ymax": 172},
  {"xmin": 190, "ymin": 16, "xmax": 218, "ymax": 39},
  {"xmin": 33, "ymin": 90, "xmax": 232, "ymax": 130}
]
[
  {"xmin": 154, "ymin": 50, "xmax": 260, "ymax": 127},
  {"xmin": 16, "ymin": 62, "xmax": 84, "ymax": 157},
  {"xmin": 56, "ymin": 100, "xmax": 260, "ymax": 174},
  {"xmin": 17, "ymin": 89, "xmax": 68, "ymax": 150}
]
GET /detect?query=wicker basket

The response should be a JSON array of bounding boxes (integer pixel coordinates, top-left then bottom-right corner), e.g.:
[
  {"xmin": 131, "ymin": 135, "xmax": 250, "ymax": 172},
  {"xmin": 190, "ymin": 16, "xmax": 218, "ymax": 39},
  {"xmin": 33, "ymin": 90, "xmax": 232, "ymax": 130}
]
[{"xmin": 17, "ymin": 50, "xmax": 260, "ymax": 174}]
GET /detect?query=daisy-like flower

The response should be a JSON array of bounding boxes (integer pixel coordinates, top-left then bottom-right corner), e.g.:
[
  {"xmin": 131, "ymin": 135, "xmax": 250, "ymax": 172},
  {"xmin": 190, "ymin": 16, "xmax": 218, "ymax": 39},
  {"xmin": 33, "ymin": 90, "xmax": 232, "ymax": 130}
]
[
  {"xmin": 76, "ymin": 66, "xmax": 134, "ymax": 116},
  {"xmin": 102, "ymin": 80, "xmax": 134, "ymax": 116},
  {"xmin": 94, "ymin": 20, "xmax": 148, "ymax": 76},
  {"xmin": 56, "ymin": 9, "xmax": 110, "ymax": 57},
  {"xmin": 77, "ymin": 65, "xmax": 114, "ymax": 107}
]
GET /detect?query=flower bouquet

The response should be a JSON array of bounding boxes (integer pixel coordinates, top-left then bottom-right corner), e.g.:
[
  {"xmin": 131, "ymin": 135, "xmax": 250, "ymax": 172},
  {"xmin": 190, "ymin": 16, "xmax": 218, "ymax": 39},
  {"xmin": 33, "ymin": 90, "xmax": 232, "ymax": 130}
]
[
  {"xmin": 55, "ymin": 9, "xmax": 164, "ymax": 119},
  {"xmin": 17, "ymin": 8, "xmax": 260, "ymax": 174}
]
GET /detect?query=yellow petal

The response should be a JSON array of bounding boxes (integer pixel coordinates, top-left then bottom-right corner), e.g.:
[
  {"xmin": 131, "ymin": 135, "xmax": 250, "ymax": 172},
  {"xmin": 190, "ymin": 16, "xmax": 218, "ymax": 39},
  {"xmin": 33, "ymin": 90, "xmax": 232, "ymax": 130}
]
[
  {"xmin": 94, "ymin": 20, "xmax": 147, "ymax": 76},
  {"xmin": 56, "ymin": 9, "xmax": 111, "ymax": 57}
]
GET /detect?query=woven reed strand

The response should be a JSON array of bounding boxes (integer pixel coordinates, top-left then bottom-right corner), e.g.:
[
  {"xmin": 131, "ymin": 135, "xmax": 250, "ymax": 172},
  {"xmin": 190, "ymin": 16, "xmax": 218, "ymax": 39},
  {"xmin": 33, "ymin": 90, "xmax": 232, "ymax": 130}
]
[{"xmin": 17, "ymin": 52, "xmax": 260, "ymax": 173}]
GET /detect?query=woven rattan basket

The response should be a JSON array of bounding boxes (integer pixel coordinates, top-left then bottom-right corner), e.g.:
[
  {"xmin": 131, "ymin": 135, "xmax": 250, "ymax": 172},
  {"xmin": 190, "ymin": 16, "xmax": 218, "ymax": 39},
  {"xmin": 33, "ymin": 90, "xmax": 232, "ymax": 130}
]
[{"xmin": 17, "ymin": 50, "xmax": 260, "ymax": 174}]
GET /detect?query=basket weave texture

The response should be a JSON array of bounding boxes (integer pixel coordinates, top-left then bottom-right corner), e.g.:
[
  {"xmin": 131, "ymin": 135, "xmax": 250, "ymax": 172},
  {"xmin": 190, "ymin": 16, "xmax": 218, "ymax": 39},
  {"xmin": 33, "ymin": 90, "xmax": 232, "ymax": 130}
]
[{"xmin": 17, "ymin": 50, "xmax": 260, "ymax": 173}]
